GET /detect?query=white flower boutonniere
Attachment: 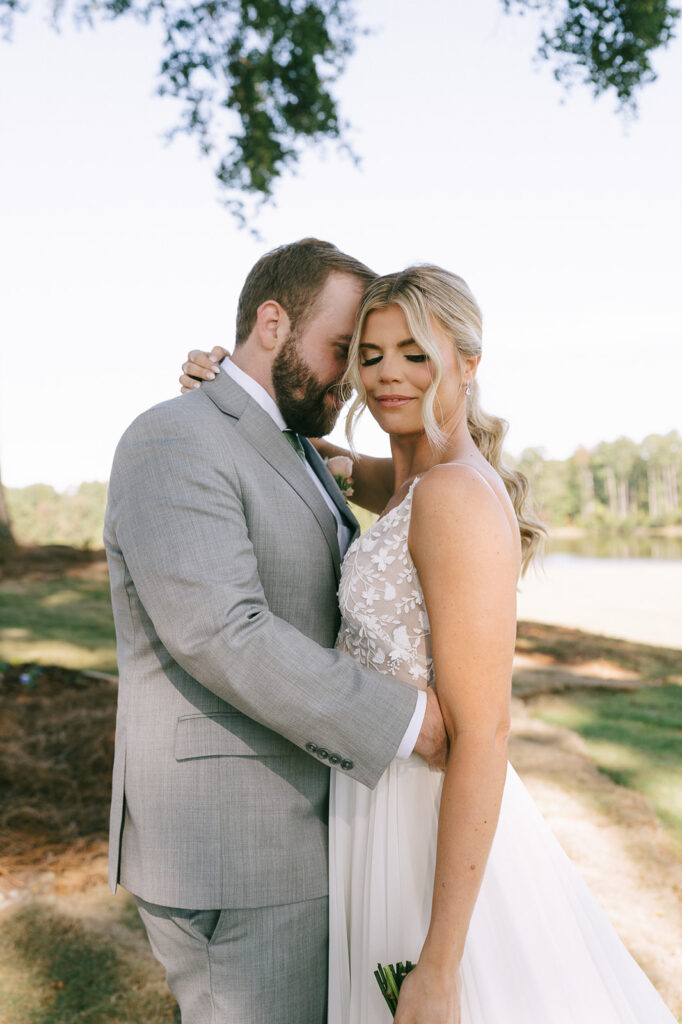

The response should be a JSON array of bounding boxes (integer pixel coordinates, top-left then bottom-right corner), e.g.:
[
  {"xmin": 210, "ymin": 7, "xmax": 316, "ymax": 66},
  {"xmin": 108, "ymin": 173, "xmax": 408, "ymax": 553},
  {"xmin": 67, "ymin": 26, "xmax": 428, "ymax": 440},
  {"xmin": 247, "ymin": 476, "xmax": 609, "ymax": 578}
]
[{"xmin": 326, "ymin": 455, "xmax": 354, "ymax": 499}]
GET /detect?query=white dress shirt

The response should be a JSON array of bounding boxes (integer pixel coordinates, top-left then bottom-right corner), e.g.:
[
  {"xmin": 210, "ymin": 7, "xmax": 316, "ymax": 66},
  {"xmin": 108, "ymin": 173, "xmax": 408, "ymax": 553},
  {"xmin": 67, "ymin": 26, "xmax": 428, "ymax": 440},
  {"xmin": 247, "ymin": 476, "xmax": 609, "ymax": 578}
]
[{"xmin": 221, "ymin": 357, "xmax": 426, "ymax": 759}]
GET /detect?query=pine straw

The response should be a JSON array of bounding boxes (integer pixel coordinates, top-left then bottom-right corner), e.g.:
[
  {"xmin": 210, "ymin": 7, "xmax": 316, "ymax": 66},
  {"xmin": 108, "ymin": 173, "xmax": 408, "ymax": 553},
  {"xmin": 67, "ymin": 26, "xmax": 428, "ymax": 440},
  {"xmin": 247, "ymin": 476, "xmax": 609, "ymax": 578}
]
[
  {"xmin": 0, "ymin": 663, "xmax": 116, "ymax": 885},
  {"xmin": 516, "ymin": 621, "xmax": 682, "ymax": 684}
]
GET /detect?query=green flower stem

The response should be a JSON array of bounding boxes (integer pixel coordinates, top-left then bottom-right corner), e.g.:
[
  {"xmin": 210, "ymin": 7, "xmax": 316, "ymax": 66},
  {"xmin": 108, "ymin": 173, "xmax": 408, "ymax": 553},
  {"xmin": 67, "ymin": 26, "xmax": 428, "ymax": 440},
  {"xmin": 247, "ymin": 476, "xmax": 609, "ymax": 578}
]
[{"xmin": 373, "ymin": 961, "xmax": 416, "ymax": 1017}]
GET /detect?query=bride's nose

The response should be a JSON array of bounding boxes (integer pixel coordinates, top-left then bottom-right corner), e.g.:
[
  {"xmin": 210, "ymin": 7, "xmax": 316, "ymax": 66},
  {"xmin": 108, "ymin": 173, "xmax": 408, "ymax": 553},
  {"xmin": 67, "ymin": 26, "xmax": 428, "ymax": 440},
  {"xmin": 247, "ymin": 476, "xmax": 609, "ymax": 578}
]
[{"xmin": 378, "ymin": 354, "xmax": 402, "ymax": 383}]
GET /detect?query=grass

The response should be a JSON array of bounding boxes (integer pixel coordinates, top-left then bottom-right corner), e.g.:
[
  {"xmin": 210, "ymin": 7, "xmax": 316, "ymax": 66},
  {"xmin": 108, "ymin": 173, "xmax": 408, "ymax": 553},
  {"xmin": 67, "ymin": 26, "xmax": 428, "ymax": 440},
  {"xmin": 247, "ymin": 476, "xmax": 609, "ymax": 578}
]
[
  {"xmin": 0, "ymin": 895, "xmax": 178, "ymax": 1024},
  {"xmin": 0, "ymin": 570, "xmax": 116, "ymax": 674},
  {"xmin": 531, "ymin": 684, "xmax": 682, "ymax": 847}
]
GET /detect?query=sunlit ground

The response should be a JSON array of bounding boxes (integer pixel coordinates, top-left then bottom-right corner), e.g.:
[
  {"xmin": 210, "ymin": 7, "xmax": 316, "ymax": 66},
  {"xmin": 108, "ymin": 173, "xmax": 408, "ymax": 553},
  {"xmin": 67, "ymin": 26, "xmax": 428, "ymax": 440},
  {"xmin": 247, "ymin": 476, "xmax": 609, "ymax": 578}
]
[
  {"xmin": 0, "ymin": 892, "xmax": 177, "ymax": 1024},
  {"xmin": 1, "ymin": 567, "xmax": 681, "ymax": 1020},
  {"xmin": 0, "ymin": 571, "xmax": 117, "ymax": 674},
  {"xmin": 531, "ymin": 685, "xmax": 682, "ymax": 847}
]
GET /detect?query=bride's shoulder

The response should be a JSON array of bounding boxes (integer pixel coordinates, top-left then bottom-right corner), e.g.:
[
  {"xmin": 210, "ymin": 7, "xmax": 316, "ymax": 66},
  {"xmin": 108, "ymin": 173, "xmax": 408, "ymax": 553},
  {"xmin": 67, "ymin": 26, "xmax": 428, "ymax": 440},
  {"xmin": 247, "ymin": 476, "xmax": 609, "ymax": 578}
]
[
  {"xmin": 411, "ymin": 462, "xmax": 511, "ymax": 538},
  {"xmin": 413, "ymin": 461, "xmax": 500, "ymax": 505}
]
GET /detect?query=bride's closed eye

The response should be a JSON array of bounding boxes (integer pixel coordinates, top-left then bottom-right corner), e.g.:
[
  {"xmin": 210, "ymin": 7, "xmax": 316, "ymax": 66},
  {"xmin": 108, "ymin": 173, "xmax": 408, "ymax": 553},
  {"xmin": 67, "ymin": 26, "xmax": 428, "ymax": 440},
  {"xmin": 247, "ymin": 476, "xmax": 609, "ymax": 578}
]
[{"xmin": 360, "ymin": 353, "xmax": 429, "ymax": 367}]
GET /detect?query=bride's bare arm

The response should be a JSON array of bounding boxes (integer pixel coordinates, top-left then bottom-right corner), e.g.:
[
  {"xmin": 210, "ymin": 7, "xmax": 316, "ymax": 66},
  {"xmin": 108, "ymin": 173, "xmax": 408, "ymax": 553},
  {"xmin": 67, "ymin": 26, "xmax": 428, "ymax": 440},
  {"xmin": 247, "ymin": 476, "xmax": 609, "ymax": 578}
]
[
  {"xmin": 178, "ymin": 348, "xmax": 394, "ymax": 513},
  {"xmin": 395, "ymin": 465, "xmax": 519, "ymax": 1024}
]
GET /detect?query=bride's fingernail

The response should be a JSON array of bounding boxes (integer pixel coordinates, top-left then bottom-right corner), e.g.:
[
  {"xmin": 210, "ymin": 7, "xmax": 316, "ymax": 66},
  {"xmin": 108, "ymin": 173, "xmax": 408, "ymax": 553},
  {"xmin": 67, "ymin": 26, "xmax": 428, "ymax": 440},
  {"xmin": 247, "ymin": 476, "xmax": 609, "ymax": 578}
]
[
  {"xmin": 193, "ymin": 382, "xmax": 201, "ymax": 388},
  {"xmin": 206, "ymin": 371, "xmax": 215, "ymax": 380}
]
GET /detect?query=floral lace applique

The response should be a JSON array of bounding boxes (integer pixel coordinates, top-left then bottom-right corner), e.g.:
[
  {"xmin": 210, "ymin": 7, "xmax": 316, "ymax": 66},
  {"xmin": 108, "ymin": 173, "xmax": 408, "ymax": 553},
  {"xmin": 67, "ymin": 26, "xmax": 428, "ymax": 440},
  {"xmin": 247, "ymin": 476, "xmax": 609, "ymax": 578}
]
[{"xmin": 336, "ymin": 480, "xmax": 433, "ymax": 688}]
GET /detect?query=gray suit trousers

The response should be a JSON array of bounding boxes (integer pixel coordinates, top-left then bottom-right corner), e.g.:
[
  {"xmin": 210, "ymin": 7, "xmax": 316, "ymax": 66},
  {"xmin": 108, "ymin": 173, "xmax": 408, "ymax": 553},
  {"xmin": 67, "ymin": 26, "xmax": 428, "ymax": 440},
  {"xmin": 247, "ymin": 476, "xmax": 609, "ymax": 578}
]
[{"xmin": 135, "ymin": 893, "xmax": 328, "ymax": 1024}]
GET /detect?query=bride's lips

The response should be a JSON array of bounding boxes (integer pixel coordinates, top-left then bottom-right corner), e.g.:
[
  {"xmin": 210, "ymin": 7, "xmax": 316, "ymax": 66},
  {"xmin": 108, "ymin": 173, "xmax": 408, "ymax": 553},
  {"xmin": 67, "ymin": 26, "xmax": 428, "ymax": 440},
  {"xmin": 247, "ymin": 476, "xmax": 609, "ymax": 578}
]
[{"xmin": 374, "ymin": 395, "xmax": 415, "ymax": 408}]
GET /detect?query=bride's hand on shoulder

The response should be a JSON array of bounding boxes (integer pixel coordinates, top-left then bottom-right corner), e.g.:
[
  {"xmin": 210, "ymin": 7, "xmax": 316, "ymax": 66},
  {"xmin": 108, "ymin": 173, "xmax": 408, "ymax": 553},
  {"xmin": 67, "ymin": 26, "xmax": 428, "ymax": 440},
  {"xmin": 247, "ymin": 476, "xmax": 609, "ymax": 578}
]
[
  {"xmin": 393, "ymin": 962, "xmax": 461, "ymax": 1024},
  {"xmin": 179, "ymin": 346, "xmax": 228, "ymax": 393}
]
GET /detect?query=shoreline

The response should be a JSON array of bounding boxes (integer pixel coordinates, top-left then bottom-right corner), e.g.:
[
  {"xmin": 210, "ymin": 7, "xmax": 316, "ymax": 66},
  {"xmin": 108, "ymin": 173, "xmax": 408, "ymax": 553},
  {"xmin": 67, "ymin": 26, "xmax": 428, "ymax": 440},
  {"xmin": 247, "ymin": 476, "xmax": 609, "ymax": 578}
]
[{"xmin": 550, "ymin": 524, "xmax": 682, "ymax": 539}]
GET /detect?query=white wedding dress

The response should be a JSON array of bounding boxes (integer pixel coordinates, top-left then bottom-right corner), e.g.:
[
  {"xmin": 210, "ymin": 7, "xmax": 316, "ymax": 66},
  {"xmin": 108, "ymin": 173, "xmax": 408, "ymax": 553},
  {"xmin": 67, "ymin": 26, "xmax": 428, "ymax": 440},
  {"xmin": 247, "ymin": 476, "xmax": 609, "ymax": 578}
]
[{"xmin": 328, "ymin": 480, "xmax": 676, "ymax": 1023}]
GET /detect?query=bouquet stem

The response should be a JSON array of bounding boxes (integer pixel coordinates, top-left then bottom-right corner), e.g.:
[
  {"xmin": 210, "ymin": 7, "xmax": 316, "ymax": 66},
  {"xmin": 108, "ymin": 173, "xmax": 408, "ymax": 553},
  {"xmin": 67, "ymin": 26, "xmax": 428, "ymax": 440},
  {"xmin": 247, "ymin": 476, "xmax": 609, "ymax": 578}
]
[{"xmin": 374, "ymin": 961, "xmax": 416, "ymax": 1016}]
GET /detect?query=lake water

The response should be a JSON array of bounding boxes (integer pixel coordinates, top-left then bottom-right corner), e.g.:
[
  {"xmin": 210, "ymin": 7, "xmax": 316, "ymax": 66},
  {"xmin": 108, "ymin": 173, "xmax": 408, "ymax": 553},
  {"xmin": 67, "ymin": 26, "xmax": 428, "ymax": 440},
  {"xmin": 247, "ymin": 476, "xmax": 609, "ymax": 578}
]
[{"xmin": 517, "ymin": 547, "xmax": 682, "ymax": 650}]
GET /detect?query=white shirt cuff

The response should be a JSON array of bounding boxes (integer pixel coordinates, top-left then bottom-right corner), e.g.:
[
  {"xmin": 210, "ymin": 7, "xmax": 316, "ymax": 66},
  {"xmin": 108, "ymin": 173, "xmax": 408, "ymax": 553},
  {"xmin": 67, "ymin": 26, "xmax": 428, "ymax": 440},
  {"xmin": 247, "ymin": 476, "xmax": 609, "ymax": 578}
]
[{"xmin": 395, "ymin": 689, "xmax": 427, "ymax": 759}]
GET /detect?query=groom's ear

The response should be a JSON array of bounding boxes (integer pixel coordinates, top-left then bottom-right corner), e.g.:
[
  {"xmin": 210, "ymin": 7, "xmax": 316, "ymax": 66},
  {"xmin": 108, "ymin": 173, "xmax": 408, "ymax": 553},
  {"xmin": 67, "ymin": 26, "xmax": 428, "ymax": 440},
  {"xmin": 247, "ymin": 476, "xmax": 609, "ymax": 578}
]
[{"xmin": 255, "ymin": 300, "xmax": 291, "ymax": 352}]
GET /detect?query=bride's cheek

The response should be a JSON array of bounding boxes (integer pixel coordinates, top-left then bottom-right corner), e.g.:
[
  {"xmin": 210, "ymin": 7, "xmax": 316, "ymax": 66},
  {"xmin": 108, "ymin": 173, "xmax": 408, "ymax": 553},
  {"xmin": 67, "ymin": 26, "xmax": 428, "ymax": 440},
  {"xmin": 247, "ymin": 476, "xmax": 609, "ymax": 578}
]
[{"xmin": 368, "ymin": 403, "xmax": 385, "ymax": 426}]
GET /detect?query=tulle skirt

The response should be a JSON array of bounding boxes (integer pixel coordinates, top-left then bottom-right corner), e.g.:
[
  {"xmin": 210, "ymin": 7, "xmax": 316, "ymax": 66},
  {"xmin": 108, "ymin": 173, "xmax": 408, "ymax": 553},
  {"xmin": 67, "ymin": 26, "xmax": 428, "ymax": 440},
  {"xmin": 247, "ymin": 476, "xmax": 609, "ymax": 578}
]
[{"xmin": 328, "ymin": 757, "xmax": 677, "ymax": 1023}]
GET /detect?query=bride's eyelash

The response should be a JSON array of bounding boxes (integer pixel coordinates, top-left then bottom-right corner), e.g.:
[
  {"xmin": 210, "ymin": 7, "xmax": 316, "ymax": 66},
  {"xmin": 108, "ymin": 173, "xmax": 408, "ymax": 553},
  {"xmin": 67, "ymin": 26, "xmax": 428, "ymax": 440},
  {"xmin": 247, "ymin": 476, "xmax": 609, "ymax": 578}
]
[{"xmin": 360, "ymin": 353, "xmax": 428, "ymax": 366}]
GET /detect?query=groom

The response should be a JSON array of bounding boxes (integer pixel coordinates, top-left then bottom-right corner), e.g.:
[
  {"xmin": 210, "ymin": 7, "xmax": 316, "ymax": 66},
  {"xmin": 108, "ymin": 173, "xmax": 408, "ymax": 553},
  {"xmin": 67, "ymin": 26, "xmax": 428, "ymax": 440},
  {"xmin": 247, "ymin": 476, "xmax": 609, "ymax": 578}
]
[{"xmin": 104, "ymin": 239, "xmax": 445, "ymax": 1024}]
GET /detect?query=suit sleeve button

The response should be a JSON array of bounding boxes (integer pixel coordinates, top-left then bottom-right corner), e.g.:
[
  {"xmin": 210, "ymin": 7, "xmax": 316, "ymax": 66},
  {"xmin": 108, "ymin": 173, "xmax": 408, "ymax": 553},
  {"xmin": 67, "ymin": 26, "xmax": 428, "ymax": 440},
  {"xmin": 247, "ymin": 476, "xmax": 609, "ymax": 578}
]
[
  {"xmin": 340, "ymin": 759, "xmax": 353, "ymax": 771},
  {"xmin": 328, "ymin": 754, "xmax": 340, "ymax": 765},
  {"xmin": 306, "ymin": 742, "xmax": 318, "ymax": 754},
  {"xmin": 317, "ymin": 749, "xmax": 329, "ymax": 760}
]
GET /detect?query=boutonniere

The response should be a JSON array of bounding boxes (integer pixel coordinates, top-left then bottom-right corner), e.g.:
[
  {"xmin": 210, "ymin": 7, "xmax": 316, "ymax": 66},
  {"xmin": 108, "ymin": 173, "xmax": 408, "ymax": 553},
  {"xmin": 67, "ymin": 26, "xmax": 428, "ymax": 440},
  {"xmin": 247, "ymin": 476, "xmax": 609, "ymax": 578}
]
[{"xmin": 325, "ymin": 456, "xmax": 354, "ymax": 499}]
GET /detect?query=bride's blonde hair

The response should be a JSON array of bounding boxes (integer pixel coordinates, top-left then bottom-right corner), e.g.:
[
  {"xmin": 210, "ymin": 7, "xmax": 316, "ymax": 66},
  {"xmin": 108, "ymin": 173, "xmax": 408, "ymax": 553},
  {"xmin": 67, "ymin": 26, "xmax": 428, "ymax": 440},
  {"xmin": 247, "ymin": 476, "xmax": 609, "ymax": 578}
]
[{"xmin": 344, "ymin": 265, "xmax": 546, "ymax": 572}]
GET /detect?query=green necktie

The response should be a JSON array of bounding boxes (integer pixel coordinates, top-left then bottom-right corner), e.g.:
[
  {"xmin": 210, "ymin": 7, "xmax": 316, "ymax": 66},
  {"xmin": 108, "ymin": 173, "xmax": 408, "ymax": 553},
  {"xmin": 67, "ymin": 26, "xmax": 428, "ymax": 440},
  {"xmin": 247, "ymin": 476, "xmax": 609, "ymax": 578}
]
[{"xmin": 283, "ymin": 429, "xmax": 306, "ymax": 462}]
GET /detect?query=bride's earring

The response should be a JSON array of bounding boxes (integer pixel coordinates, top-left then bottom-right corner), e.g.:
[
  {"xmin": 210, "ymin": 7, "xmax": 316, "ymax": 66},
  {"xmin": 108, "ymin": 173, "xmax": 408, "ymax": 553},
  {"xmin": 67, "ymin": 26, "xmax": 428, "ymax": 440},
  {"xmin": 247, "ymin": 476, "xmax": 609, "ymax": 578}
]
[{"xmin": 463, "ymin": 380, "xmax": 472, "ymax": 396}]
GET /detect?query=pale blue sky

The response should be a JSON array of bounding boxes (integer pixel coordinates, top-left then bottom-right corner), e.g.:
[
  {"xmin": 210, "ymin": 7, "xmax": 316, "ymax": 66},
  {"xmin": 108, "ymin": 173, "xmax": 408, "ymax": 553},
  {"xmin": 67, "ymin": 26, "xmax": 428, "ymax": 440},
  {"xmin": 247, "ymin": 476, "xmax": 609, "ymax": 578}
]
[{"xmin": 1, "ymin": 0, "xmax": 681, "ymax": 489}]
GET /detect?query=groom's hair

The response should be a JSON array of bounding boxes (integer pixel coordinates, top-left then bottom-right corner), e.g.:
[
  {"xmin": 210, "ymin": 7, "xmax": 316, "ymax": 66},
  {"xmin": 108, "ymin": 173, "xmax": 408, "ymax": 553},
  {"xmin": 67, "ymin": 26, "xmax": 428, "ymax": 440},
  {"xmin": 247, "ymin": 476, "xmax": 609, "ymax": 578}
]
[{"xmin": 235, "ymin": 238, "xmax": 376, "ymax": 345}]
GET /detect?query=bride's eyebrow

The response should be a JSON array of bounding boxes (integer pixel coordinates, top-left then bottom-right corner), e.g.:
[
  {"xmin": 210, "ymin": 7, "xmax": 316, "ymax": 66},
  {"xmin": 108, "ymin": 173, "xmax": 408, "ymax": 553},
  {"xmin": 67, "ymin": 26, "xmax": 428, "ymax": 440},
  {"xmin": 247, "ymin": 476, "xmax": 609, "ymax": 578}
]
[{"xmin": 359, "ymin": 338, "xmax": 418, "ymax": 350}]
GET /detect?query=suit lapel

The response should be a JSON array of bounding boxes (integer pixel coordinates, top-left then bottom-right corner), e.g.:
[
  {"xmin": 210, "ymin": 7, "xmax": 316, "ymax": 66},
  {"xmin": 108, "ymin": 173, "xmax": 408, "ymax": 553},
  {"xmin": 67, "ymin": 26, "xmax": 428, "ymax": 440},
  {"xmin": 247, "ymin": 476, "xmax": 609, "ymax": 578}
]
[
  {"xmin": 203, "ymin": 373, "xmax": 343, "ymax": 578},
  {"xmin": 301, "ymin": 438, "xmax": 361, "ymax": 542}
]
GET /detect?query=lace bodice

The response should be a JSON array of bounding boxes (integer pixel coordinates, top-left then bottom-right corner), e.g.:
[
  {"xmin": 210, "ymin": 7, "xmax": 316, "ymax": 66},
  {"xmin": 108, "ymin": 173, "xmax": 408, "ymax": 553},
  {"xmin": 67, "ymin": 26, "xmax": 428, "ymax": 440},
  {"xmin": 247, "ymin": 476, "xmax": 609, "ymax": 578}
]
[{"xmin": 336, "ymin": 480, "xmax": 433, "ymax": 689}]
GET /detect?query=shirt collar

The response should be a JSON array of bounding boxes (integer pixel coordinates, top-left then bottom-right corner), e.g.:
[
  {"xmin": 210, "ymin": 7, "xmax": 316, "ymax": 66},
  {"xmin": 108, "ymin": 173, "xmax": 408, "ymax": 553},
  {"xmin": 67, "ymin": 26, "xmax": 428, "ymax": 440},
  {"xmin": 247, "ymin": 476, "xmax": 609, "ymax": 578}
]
[{"xmin": 221, "ymin": 356, "xmax": 287, "ymax": 431}]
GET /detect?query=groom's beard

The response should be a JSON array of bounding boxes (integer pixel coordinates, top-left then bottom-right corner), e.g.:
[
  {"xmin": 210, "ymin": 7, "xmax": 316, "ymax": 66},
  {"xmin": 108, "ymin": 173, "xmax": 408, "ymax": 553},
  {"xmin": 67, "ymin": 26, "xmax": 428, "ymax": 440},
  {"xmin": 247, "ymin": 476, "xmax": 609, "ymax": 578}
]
[{"xmin": 272, "ymin": 335, "xmax": 351, "ymax": 437}]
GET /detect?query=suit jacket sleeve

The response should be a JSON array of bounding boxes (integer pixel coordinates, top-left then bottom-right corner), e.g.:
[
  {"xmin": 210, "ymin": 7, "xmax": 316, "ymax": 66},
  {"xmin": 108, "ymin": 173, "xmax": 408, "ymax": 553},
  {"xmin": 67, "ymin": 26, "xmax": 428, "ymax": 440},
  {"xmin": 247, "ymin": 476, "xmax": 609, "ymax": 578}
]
[{"xmin": 106, "ymin": 403, "xmax": 420, "ymax": 790}]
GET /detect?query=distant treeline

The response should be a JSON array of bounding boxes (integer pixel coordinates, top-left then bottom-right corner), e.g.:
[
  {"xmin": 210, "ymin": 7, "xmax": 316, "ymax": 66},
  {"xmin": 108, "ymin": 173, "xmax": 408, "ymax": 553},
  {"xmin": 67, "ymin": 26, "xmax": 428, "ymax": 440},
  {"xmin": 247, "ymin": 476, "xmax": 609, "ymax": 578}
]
[
  {"xmin": 511, "ymin": 431, "xmax": 682, "ymax": 529},
  {"xmin": 6, "ymin": 431, "xmax": 681, "ymax": 547},
  {"xmin": 6, "ymin": 481, "xmax": 108, "ymax": 549},
  {"xmin": 5, "ymin": 480, "xmax": 378, "ymax": 549}
]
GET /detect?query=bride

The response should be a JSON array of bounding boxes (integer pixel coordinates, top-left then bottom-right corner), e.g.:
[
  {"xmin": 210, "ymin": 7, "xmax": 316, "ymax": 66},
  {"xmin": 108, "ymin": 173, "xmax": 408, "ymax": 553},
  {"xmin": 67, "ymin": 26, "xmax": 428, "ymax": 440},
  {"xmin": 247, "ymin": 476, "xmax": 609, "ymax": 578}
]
[{"xmin": 180, "ymin": 265, "xmax": 676, "ymax": 1023}]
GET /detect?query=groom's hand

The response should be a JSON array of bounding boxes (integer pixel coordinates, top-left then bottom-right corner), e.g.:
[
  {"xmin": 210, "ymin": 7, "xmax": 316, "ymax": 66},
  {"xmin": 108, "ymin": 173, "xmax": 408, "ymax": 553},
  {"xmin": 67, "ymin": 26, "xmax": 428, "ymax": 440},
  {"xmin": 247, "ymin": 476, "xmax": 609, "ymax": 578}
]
[{"xmin": 414, "ymin": 687, "xmax": 448, "ymax": 771}]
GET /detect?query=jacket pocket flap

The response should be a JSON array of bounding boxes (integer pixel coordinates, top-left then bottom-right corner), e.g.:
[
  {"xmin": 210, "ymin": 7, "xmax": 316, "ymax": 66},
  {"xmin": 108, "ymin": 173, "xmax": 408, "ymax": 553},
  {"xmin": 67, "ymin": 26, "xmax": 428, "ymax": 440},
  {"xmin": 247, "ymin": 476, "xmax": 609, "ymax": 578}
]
[{"xmin": 174, "ymin": 712, "xmax": 293, "ymax": 761}]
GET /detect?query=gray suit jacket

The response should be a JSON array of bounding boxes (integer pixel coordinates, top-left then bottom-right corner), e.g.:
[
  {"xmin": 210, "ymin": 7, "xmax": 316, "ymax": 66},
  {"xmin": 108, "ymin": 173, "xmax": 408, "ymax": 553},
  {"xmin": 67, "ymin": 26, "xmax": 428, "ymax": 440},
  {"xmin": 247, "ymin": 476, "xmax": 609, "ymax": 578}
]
[{"xmin": 104, "ymin": 372, "xmax": 419, "ymax": 910}]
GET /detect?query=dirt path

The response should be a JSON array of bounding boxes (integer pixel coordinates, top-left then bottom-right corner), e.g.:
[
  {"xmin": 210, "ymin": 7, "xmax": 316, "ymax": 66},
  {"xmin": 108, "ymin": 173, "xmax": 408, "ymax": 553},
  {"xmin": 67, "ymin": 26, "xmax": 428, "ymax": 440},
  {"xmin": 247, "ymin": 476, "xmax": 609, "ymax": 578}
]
[{"xmin": 510, "ymin": 695, "xmax": 682, "ymax": 1017}]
